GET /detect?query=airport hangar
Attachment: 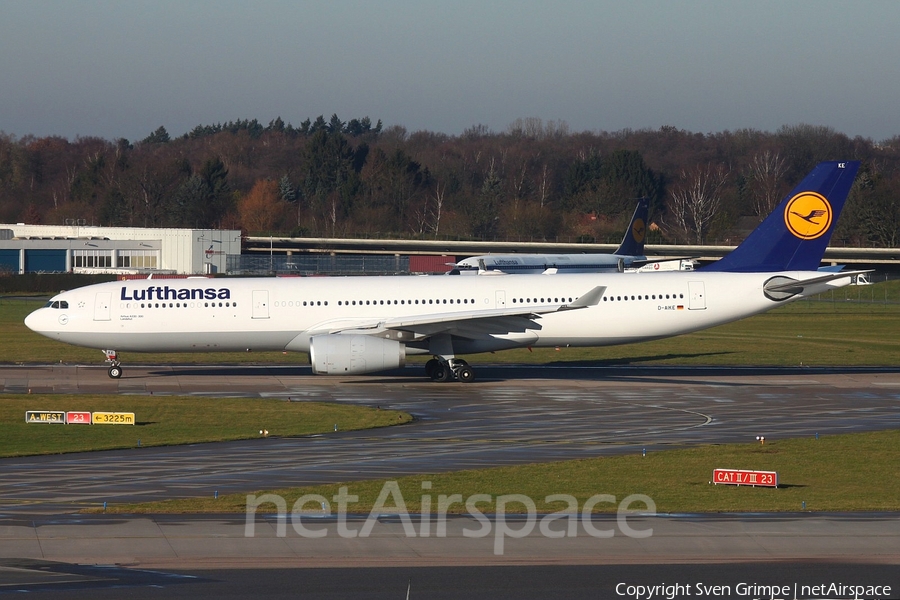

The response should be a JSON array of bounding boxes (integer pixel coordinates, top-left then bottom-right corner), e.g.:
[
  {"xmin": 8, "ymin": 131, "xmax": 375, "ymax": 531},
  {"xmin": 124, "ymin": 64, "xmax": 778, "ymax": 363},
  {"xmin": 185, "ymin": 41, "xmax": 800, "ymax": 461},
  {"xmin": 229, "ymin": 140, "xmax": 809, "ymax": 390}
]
[{"xmin": 0, "ymin": 223, "xmax": 241, "ymax": 276}]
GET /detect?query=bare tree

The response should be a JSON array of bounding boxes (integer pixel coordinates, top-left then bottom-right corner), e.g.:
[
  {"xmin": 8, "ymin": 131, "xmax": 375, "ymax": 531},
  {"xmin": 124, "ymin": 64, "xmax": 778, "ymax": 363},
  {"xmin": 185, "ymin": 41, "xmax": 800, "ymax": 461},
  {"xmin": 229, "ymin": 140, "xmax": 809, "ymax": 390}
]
[
  {"xmin": 745, "ymin": 150, "xmax": 787, "ymax": 218},
  {"xmin": 668, "ymin": 163, "xmax": 730, "ymax": 244},
  {"xmin": 536, "ymin": 163, "xmax": 551, "ymax": 209},
  {"xmin": 430, "ymin": 181, "xmax": 445, "ymax": 236},
  {"xmin": 509, "ymin": 159, "xmax": 528, "ymax": 222},
  {"xmin": 328, "ymin": 190, "xmax": 339, "ymax": 238}
]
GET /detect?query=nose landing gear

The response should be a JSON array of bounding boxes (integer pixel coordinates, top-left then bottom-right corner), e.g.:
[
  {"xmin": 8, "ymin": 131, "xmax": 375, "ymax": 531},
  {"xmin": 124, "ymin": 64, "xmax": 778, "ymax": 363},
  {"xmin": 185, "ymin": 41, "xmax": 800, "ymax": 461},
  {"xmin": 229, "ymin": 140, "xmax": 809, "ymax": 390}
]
[{"xmin": 103, "ymin": 349, "xmax": 122, "ymax": 379}]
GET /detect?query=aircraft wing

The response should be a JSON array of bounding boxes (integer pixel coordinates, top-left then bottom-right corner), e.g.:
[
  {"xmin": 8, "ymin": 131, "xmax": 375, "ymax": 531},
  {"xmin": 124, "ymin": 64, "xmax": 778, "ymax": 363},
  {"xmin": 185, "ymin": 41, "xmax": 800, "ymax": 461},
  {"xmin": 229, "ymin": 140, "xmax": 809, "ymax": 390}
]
[{"xmin": 308, "ymin": 286, "xmax": 606, "ymax": 340}]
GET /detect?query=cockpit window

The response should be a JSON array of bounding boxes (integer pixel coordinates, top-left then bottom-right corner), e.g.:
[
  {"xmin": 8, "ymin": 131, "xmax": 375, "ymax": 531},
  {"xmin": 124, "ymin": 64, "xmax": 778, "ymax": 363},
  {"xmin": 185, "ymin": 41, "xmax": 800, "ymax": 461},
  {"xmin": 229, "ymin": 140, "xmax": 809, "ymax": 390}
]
[{"xmin": 46, "ymin": 301, "xmax": 69, "ymax": 309}]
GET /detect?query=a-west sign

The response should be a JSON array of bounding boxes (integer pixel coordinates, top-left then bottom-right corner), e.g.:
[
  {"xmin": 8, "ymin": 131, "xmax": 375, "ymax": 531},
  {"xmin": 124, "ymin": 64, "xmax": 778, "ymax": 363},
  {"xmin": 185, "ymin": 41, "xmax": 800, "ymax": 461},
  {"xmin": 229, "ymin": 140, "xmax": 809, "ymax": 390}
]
[{"xmin": 712, "ymin": 468, "xmax": 778, "ymax": 488}]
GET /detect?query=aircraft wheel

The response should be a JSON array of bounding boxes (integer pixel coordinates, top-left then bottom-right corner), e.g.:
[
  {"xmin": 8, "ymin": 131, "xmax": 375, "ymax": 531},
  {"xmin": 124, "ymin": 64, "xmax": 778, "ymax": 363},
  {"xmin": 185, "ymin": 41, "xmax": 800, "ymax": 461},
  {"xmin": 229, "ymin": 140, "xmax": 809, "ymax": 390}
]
[
  {"xmin": 432, "ymin": 364, "xmax": 451, "ymax": 382},
  {"xmin": 424, "ymin": 358, "xmax": 440, "ymax": 379},
  {"xmin": 108, "ymin": 365, "xmax": 123, "ymax": 379},
  {"xmin": 457, "ymin": 365, "xmax": 475, "ymax": 383}
]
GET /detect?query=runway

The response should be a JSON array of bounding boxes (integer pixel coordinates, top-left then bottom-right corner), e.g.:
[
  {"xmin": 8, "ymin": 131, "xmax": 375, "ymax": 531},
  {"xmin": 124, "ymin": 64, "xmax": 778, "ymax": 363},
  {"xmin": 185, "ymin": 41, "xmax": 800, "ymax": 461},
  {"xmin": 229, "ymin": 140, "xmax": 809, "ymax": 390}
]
[{"xmin": 1, "ymin": 363, "xmax": 899, "ymax": 597}]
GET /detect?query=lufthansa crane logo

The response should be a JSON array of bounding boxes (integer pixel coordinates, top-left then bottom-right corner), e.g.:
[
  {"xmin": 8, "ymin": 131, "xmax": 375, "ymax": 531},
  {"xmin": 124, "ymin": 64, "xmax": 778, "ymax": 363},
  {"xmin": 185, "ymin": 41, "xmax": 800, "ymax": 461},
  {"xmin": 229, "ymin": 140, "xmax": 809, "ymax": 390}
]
[
  {"xmin": 784, "ymin": 192, "xmax": 832, "ymax": 240},
  {"xmin": 632, "ymin": 218, "xmax": 646, "ymax": 243}
]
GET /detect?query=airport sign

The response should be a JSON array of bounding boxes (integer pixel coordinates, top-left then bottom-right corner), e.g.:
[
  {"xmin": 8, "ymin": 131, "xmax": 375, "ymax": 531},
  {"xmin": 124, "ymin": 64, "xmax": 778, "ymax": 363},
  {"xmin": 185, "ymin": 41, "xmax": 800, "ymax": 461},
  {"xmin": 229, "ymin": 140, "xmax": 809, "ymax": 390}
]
[
  {"xmin": 66, "ymin": 411, "xmax": 92, "ymax": 424},
  {"xmin": 25, "ymin": 411, "xmax": 65, "ymax": 424},
  {"xmin": 713, "ymin": 468, "xmax": 778, "ymax": 487},
  {"xmin": 92, "ymin": 412, "xmax": 136, "ymax": 425}
]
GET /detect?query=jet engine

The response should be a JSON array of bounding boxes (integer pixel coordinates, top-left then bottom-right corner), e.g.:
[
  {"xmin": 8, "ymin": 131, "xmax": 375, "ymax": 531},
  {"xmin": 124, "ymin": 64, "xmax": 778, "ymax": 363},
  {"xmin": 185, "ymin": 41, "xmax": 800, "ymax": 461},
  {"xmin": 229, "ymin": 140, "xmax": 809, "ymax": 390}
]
[{"xmin": 309, "ymin": 334, "xmax": 406, "ymax": 375}]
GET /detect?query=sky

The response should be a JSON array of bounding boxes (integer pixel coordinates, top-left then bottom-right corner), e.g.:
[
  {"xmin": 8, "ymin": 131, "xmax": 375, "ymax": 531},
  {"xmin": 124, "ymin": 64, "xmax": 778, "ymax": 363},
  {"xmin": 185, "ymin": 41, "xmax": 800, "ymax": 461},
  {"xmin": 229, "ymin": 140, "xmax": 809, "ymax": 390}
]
[{"xmin": 2, "ymin": 0, "xmax": 900, "ymax": 142}]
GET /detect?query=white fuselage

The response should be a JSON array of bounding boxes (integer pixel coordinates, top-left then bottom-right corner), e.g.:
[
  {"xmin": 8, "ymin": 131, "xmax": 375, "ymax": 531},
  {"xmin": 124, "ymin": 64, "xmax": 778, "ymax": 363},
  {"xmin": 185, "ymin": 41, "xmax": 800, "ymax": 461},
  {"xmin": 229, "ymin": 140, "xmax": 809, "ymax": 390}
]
[
  {"xmin": 24, "ymin": 271, "xmax": 845, "ymax": 357},
  {"xmin": 455, "ymin": 253, "xmax": 642, "ymax": 274}
]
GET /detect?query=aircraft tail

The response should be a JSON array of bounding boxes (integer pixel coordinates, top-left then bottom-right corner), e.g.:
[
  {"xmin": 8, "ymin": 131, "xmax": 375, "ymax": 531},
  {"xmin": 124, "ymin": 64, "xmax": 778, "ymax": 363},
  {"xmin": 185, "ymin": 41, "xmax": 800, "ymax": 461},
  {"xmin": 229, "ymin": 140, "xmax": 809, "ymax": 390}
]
[
  {"xmin": 614, "ymin": 197, "xmax": 650, "ymax": 256},
  {"xmin": 702, "ymin": 161, "xmax": 859, "ymax": 273}
]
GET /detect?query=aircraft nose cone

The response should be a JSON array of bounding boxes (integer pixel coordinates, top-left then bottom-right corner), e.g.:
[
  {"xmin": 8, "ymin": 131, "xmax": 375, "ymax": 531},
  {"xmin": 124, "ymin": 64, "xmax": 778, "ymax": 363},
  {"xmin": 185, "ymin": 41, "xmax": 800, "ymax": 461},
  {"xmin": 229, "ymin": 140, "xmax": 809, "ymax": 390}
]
[{"xmin": 24, "ymin": 309, "xmax": 45, "ymax": 333}]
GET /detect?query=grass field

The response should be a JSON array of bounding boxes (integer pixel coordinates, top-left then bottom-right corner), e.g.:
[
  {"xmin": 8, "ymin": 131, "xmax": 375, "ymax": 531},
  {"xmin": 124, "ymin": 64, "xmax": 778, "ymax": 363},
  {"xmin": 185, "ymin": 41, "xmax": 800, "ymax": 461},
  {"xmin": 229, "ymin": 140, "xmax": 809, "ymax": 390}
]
[
  {"xmin": 95, "ymin": 429, "xmax": 900, "ymax": 514},
  {"xmin": 0, "ymin": 394, "xmax": 412, "ymax": 457}
]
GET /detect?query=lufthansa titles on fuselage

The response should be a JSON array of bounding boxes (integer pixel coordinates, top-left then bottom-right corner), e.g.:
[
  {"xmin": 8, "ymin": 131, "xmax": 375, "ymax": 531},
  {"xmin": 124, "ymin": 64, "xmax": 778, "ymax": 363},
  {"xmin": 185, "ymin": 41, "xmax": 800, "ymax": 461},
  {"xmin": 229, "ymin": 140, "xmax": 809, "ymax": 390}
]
[{"xmin": 120, "ymin": 286, "xmax": 231, "ymax": 302}]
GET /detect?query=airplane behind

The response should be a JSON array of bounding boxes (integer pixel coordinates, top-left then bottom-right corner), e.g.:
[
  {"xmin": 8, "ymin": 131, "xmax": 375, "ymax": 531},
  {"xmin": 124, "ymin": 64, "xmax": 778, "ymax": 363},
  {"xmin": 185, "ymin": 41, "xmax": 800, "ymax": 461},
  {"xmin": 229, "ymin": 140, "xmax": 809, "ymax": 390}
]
[
  {"xmin": 25, "ymin": 162, "xmax": 863, "ymax": 383},
  {"xmin": 452, "ymin": 198, "xmax": 650, "ymax": 275}
]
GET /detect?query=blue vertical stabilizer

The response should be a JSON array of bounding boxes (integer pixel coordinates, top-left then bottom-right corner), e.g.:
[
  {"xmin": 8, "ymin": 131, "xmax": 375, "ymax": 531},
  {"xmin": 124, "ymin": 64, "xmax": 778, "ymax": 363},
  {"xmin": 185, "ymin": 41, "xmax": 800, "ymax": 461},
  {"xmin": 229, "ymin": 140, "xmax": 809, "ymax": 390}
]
[
  {"xmin": 702, "ymin": 161, "xmax": 859, "ymax": 272},
  {"xmin": 615, "ymin": 197, "xmax": 650, "ymax": 256}
]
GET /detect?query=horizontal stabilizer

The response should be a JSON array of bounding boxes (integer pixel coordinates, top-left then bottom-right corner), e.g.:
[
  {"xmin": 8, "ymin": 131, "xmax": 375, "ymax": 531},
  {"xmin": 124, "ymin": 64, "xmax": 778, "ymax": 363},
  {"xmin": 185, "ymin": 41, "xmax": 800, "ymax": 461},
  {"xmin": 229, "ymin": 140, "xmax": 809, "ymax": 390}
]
[
  {"xmin": 763, "ymin": 270, "xmax": 871, "ymax": 299},
  {"xmin": 629, "ymin": 257, "xmax": 693, "ymax": 268}
]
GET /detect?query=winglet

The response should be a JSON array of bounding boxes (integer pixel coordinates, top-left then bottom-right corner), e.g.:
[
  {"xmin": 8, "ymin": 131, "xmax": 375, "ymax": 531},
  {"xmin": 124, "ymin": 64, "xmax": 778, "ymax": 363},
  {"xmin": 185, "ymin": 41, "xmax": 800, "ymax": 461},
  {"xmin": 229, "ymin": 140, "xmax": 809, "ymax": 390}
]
[
  {"xmin": 477, "ymin": 258, "xmax": 507, "ymax": 275},
  {"xmin": 614, "ymin": 197, "xmax": 650, "ymax": 256},
  {"xmin": 561, "ymin": 286, "xmax": 606, "ymax": 310},
  {"xmin": 703, "ymin": 161, "xmax": 859, "ymax": 272}
]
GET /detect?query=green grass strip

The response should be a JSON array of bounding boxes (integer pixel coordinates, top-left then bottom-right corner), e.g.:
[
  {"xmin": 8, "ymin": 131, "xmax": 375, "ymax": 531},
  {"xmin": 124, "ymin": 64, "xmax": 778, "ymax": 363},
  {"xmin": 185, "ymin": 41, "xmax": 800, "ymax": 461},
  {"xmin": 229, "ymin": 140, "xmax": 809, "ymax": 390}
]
[
  {"xmin": 0, "ymin": 394, "xmax": 411, "ymax": 457},
  {"xmin": 99, "ymin": 429, "xmax": 900, "ymax": 514}
]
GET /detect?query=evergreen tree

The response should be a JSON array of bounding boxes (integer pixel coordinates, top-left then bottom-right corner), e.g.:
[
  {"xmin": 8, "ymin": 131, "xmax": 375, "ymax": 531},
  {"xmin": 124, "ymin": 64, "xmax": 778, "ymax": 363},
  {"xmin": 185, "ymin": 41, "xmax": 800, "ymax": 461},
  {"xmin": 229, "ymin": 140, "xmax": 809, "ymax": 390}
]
[
  {"xmin": 279, "ymin": 174, "xmax": 296, "ymax": 202},
  {"xmin": 470, "ymin": 162, "xmax": 501, "ymax": 239},
  {"xmin": 141, "ymin": 126, "xmax": 170, "ymax": 144}
]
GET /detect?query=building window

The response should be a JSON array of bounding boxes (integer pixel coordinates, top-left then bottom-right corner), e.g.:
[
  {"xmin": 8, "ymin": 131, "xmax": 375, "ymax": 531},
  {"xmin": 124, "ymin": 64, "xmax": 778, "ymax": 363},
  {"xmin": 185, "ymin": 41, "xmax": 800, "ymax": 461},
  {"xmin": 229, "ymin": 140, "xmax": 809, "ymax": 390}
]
[
  {"xmin": 117, "ymin": 250, "xmax": 158, "ymax": 269},
  {"xmin": 72, "ymin": 249, "xmax": 112, "ymax": 268}
]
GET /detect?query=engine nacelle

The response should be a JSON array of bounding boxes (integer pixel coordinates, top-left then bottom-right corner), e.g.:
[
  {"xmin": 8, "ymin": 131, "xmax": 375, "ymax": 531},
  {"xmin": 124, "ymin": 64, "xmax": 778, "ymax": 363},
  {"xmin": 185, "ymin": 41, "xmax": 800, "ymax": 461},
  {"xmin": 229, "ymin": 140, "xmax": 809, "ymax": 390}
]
[{"xmin": 309, "ymin": 334, "xmax": 406, "ymax": 375}]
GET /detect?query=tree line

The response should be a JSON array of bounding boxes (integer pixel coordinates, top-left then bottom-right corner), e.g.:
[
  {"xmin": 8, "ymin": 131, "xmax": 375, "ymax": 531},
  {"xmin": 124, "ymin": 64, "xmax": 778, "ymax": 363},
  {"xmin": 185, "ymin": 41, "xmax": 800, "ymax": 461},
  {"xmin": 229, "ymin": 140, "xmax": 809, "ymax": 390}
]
[{"xmin": 2, "ymin": 116, "xmax": 900, "ymax": 246}]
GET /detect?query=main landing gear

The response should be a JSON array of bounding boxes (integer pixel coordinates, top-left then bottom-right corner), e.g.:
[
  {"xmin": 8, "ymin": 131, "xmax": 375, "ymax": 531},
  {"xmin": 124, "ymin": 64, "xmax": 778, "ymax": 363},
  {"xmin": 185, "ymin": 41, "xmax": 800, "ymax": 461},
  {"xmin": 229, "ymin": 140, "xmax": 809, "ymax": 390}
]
[
  {"xmin": 424, "ymin": 357, "xmax": 475, "ymax": 383},
  {"xmin": 103, "ymin": 349, "xmax": 122, "ymax": 379}
]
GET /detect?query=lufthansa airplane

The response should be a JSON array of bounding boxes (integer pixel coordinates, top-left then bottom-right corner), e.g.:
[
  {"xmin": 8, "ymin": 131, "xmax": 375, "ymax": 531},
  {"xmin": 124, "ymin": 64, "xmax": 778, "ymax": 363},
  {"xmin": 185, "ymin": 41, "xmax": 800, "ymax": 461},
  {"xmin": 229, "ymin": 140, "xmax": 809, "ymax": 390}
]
[
  {"xmin": 25, "ymin": 162, "xmax": 862, "ymax": 383},
  {"xmin": 453, "ymin": 197, "xmax": 650, "ymax": 274}
]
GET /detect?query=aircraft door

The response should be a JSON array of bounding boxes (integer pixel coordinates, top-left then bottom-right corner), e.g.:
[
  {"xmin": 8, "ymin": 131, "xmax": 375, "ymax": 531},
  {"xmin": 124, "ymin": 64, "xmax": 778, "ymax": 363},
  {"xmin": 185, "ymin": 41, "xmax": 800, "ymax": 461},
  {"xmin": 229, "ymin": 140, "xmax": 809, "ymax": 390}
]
[
  {"xmin": 495, "ymin": 290, "xmax": 506, "ymax": 308},
  {"xmin": 252, "ymin": 290, "xmax": 270, "ymax": 319},
  {"xmin": 688, "ymin": 281, "xmax": 706, "ymax": 310},
  {"xmin": 93, "ymin": 292, "xmax": 111, "ymax": 321}
]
